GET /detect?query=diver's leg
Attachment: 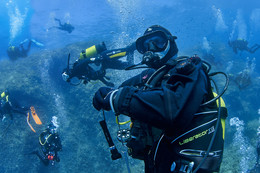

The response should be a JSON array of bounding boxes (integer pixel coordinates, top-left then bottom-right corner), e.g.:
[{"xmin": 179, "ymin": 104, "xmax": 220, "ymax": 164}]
[
  {"xmin": 26, "ymin": 40, "xmax": 32, "ymax": 53},
  {"xmin": 54, "ymin": 18, "xmax": 62, "ymax": 26},
  {"xmin": 55, "ymin": 151, "xmax": 60, "ymax": 162},
  {"xmin": 233, "ymin": 47, "xmax": 238, "ymax": 54},
  {"xmin": 35, "ymin": 151, "xmax": 49, "ymax": 166},
  {"xmin": 249, "ymin": 44, "xmax": 260, "ymax": 53},
  {"xmin": 26, "ymin": 150, "xmax": 49, "ymax": 166},
  {"xmin": 9, "ymin": 97, "xmax": 29, "ymax": 115},
  {"xmin": 12, "ymin": 108, "xmax": 29, "ymax": 116},
  {"xmin": 2, "ymin": 102, "xmax": 14, "ymax": 120},
  {"xmin": 19, "ymin": 39, "xmax": 29, "ymax": 45},
  {"xmin": 11, "ymin": 103, "xmax": 29, "ymax": 116},
  {"xmin": 20, "ymin": 40, "xmax": 31, "ymax": 57}
]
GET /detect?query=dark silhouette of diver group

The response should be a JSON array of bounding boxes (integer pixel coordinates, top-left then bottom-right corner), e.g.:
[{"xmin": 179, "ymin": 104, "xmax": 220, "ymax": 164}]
[{"xmin": 2, "ymin": 23, "xmax": 260, "ymax": 172}]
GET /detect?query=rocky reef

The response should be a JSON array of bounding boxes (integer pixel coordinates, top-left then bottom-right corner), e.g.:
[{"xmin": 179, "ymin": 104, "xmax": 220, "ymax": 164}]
[{"xmin": 0, "ymin": 41, "xmax": 259, "ymax": 173}]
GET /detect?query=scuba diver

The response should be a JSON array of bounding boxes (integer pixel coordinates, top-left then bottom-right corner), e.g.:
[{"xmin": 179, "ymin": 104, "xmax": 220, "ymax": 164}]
[
  {"xmin": 62, "ymin": 41, "xmax": 136, "ymax": 87},
  {"xmin": 29, "ymin": 123, "xmax": 62, "ymax": 166},
  {"xmin": 228, "ymin": 39, "xmax": 260, "ymax": 54},
  {"xmin": 230, "ymin": 57, "xmax": 255, "ymax": 90},
  {"xmin": 1, "ymin": 90, "xmax": 42, "ymax": 134},
  {"xmin": 7, "ymin": 39, "xmax": 44, "ymax": 61},
  {"xmin": 53, "ymin": 18, "xmax": 75, "ymax": 33},
  {"xmin": 92, "ymin": 25, "xmax": 229, "ymax": 173},
  {"xmin": 0, "ymin": 90, "xmax": 30, "ymax": 121},
  {"xmin": 231, "ymin": 69, "xmax": 252, "ymax": 90}
]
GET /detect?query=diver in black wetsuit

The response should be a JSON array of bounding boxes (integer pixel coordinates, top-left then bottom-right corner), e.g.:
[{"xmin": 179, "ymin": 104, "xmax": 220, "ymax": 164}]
[
  {"xmin": 228, "ymin": 39, "xmax": 260, "ymax": 54},
  {"xmin": 7, "ymin": 39, "xmax": 32, "ymax": 61},
  {"xmin": 62, "ymin": 41, "xmax": 136, "ymax": 86},
  {"xmin": 29, "ymin": 123, "xmax": 62, "ymax": 166},
  {"xmin": 54, "ymin": 18, "xmax": 75, "ymax": 33},
  {"xmin": 231, "ymin": 69, "xmax": 252, "ymax": 90},
  {"xmin": 7, "ymin": 39, "xmax": 44, "ymax": 61},
  {"xmin": 92, "ymin": 25, "xmax": 228, "ymax": 173},
  {"xmin": 0, "ymin": 90, "xmax": 30, "ymax": 121}
]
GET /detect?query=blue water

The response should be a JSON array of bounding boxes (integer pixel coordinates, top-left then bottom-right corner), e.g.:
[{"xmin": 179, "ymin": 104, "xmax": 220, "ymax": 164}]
[
  {"xmin": 1, "ymin": 0, "xmax": 260, "ymax": 172},
  {"xmin": 1, "ymin": 0, "xmax": 259, "ymax": 61}
]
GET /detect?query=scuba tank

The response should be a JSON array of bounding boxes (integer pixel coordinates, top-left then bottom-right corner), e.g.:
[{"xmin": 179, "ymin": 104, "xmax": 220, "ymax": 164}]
[{"xmin": 79, "ymin": 42, "xmax": 107, "ymax": 60}]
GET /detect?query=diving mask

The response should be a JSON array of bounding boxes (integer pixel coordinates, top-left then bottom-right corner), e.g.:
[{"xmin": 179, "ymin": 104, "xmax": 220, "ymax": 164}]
[
  {"xmin": 136, "ymin": 30, "xmax": 170, "ymax": 54},
  {"xmin": 141, "ymin": 40, "xmax": 170, "ymax": 67}
]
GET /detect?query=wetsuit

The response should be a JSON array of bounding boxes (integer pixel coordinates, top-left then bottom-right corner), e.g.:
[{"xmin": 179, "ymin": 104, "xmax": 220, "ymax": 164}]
[
  {"xmin": 54, "ymin": 18, "xmax": 74, "ymax": 33},
  {"xmin": 7, "ymin": 41, "xmax": 32, "ymax": 60},
  {"xmin": 229, "ymin": 39, "xmax": 260, "ymax": 54},
  {"xmin": 35, "ymin": 130, "xmax": 62, "ymax": 166},
  {"xmin": 112, "ymin": 56, "xmax": 227, "ymax": 172},
  {"xmin": 0, "ymin": 92, "xmax": 29, "ymax": 120}
]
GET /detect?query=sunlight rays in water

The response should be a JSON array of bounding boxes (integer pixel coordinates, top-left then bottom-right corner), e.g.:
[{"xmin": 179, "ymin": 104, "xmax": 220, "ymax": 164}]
[{"xmin": 6, "ymin": 0, "xmax": 29, "ymax": 44}]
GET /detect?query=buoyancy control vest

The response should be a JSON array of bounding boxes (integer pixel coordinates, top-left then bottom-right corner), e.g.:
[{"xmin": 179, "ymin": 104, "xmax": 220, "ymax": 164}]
[
  {"xmin": 127, "ymin": 120, "xmax": 163, "ymax": 160},
  {"xmin": 159, "ymin": 97, "xmax": 228, "ymax": 172},
  {"xmin": 152, "ymin": 57, "xmax": 228, "ymax": 172},
  {"xmin": 127, "ymin": 55, "xmax": 228, "ymax": 172}
]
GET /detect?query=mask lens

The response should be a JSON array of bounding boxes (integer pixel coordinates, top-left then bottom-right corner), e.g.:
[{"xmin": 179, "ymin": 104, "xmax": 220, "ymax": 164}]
[
  {"xmin": 136, "ymin": 31, "xmax": 169, "ymax": 54},
  {"xmin": 143, "ymin": 36, "xmax": 167, "ymax": 51}
]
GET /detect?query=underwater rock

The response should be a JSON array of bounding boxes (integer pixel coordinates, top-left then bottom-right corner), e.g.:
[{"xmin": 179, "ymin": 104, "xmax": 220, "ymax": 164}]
[{"xmin": 0, "ymin": 42, "xmax": 143, "ymax": 173}]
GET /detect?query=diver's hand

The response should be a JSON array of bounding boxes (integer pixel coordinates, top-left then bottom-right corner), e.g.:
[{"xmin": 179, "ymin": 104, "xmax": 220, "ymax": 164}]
[{"xmin": 92, "ymin": 87, "xmax": 115, "ymax": 111}]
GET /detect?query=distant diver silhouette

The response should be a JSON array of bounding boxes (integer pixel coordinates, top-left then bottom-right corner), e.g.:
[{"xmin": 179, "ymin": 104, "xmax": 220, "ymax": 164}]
[
  {"xmin": 228, "ymin": 39, "xmax": 260, "ymax": 54},
  {"xmin": 7, "ymin": 39, "xmax": 44, "ymax": 61},
  {"xmin": 48, "ymin": 18, "xmax": 75, "ymax": 33}
]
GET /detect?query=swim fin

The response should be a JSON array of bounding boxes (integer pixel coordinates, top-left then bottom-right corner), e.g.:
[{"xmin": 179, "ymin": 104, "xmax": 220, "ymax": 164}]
[
  {"xmin": 27, "ymin": 112, "xmax": 36, "ymax": 133},
  {"xmin": 30, "ymin": 106, "xmax": 42, "ymax": 125},
  {"xmin": 19, "ymin": 39, "xmax": 29, "ymax": 45},
  {"xmin": 31, "ymin": 39, "xmax": 44, "ymax": 47}
]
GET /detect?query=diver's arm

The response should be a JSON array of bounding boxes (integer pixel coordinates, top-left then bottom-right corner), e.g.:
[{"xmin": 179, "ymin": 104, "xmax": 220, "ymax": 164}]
[
  {"xmin": 100, "ymin": 42, "xmax": 136, "ymax": 60},
  {"xmin": 119, "ymin": 69, "xmax": 156, "ymax": 88},
  {"xmin": 69, "ymin": 58, "xmax": 101, "ymax": 79},
  {"xmin": 111, "ymin": 64, "xmax": 208, "ymax": 131}
]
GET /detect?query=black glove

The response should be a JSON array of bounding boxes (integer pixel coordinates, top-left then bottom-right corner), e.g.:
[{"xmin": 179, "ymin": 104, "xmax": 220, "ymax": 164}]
[{"xmin": 93, "ymin": 87, "xmax": 114, "ymax": 111}]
